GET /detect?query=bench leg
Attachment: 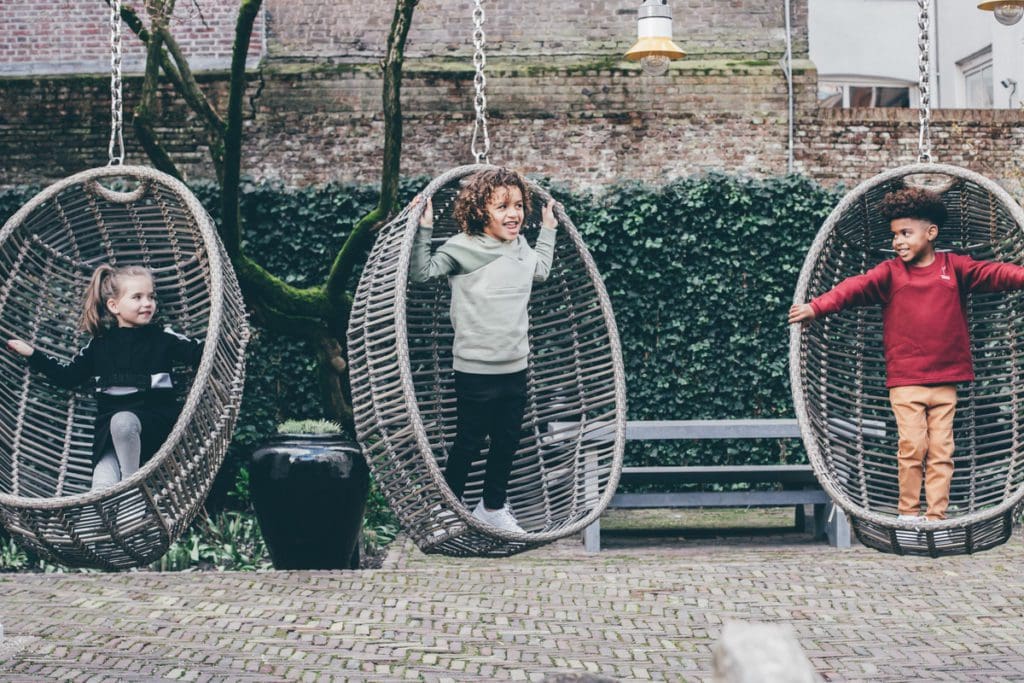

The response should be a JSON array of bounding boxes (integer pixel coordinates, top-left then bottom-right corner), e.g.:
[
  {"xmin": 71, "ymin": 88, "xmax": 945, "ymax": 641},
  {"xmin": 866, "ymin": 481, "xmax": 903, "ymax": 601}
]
[
  {"xmin": 812, "ymin": 503, "xmax": 827, "ymax": 540},
  {"xmin": 583, "ymin": 519, "xmax": 601, "ymax": 552},
  {"xmin": 794, "ymin": 504, "xmax": 806, "ymax": 532},
  {"xmin": 825, "ymin": 503, "xmax": 851, "ymax": 548}
]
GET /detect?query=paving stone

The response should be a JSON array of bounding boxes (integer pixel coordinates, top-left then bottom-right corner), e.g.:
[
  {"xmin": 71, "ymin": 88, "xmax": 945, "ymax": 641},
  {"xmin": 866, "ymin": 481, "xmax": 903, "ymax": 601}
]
[{"xmin": 2, "ymin": 534, "xmax": 1024, "ymax": 680}]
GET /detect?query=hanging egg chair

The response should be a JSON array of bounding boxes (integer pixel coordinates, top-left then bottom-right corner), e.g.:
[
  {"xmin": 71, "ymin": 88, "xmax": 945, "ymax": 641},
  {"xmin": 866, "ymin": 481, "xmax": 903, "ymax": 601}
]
[
  {"xmin": 790, "ymin": 162, "xmax": 1024, "ymax": 556},
  {"xmin": 347, "ymin": 164, "xmax": 626, "ymax": 556},
  {"xmin": 0, "ymin": 165, "xmax": 249, "ymax": 569}
]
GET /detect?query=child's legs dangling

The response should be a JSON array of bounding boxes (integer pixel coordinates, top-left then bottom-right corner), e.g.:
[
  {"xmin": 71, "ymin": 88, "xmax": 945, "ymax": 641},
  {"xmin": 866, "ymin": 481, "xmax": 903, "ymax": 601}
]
[
  {"xmin": 91, "ymin": 451, "xmax": 121, "ymax": 490},
  {"xmin": 481, "ymin": 371, "xmax": 528, "ymax": 511},
  {"xmin": 923, "ymin": 385, "xmax": 956, "ymax": 521},
  {"xmin": 446, "ymin": 372, "xmax": 492, "ymax": 501},
  {"xmin": 889, "ymin": 386, "xmax": 929, "ymax": 517},
  {"xmin": 92, "ymin": 411, "xmax": 143, "ymax": 490}
]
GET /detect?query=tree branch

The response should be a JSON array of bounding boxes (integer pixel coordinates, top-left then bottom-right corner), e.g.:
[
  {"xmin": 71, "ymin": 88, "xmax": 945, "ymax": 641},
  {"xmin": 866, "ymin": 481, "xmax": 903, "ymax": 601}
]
[
  {"xmin": 324, "ymin": 0, "xmax": 419, "ymax": 307},
  {"xmin": 132, "ymin": 5, "xmax": 183, "ymax": 179},
  {"xmin": 235, "ymin": 255, "xmax": 331, "ymax": 324},
  {"xmin": 157, "ymin": 25, "xmax": 226, "ymax": 139},
  {"xmin": 220, "ymin": 0, "xmax": 262, "ymax": 261}
]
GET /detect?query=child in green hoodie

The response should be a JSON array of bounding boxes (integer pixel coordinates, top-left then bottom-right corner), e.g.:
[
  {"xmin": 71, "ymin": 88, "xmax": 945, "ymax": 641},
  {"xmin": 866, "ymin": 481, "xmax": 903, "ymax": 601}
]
[{"xmin": 410, "ymin": 168, "xmax": 558, "ymax": 533}]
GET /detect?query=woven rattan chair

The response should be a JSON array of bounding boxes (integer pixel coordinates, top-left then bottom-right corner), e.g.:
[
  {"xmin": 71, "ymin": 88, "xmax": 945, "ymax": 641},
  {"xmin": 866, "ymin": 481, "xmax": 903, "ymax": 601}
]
[
  {"xmin": 0, "ymin": 165, "xmax": 249, "ymax": 570},
  {"xmin": 348, "ymin": 165, "xmax": 626, "ymax": 556},
  {"xmin": 791, "ymin": 163, "xmax": 1024, "ymax": 557}
]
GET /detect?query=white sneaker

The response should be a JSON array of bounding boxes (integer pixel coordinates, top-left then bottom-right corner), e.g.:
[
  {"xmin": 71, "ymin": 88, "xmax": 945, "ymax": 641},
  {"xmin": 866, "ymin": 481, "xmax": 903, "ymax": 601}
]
[{"xmin": 472, "ymin": 500, "xmax": 525, "ymax": 534}]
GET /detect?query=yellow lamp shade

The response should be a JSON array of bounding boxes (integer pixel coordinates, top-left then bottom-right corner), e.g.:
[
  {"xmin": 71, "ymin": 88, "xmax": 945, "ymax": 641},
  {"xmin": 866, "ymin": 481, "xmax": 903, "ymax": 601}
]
[{"xmin": 625, "ymin": 36, "xmax": 686, "ymax": 61}]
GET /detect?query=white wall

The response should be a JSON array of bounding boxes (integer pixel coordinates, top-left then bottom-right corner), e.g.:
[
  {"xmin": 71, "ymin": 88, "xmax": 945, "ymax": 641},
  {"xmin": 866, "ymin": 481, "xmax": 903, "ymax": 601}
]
[
  {"xmin": 810, "ymin": 0, "xmax": 1024, "ymax": 108},
  {"xmin": 935, "ymin": 1, "xmax": 1024, "ymax": 108},
  {"xmin": 809, "ymin": 0, "xmax": 920, "ymax": 84}
]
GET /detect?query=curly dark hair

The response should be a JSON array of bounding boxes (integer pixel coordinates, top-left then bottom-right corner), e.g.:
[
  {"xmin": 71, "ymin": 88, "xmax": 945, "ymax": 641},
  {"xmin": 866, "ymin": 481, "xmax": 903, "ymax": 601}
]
[
  {"xmin": 453, "ymin": 168, "xmax": 533, "ymax": 235},
  {"xmin": 878, "ymin": 187, "xmax": 947, "ymax": 229}
]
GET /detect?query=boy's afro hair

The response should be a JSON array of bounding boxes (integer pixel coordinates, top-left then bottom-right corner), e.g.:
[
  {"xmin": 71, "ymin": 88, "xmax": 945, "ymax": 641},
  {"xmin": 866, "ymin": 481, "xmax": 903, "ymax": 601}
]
[{"xmin": 878, "ymin": 187, "xmax": 947, "ymax": 229}]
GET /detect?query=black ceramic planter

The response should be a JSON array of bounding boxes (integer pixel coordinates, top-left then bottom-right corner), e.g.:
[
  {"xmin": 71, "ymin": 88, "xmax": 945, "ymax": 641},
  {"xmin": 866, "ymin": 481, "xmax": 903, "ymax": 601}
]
[{"xmin": 250, "ymin": 434, "xmax": 370, "ymax": 570}]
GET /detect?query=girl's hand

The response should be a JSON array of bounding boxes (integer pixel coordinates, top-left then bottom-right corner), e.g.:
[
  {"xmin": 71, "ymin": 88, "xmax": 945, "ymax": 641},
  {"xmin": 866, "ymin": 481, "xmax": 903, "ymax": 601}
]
[
  {"xmin": 788, "ymin": 304, "xmax": 816, "ymax": 324},
  {"xmin": 541, "ymin": 198, "xmax": 558, "ymax": 230},
  {"xmin": 412, "ymin": 195, "xmax": 433, "ymax": 229},
  {"xmin": 6, "ymin": 339, "xmax": 33, "ymax": 357}
]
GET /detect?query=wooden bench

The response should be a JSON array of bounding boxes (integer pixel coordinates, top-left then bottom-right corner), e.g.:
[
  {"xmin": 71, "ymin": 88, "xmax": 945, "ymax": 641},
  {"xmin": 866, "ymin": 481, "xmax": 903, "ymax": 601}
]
[{"xmin": 574, "ymin": 419, "xmax": 851, "ymax": 552}]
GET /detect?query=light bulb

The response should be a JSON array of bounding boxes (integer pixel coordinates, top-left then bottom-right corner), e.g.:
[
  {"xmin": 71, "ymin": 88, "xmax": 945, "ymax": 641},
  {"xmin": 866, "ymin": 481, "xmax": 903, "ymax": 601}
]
[
  {"xmin": 640, "ymin": 54, "xmax": 670, "ymax": 76},
  {"xmin": 994, "ymin": 3, "xmax": 1024, "ymax": 24}
]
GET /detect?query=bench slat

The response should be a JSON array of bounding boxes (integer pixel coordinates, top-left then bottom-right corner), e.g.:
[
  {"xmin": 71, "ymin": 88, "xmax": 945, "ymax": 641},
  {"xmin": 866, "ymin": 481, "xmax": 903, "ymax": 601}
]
[
  {"xmin": 611, "ymin": 490, "xmax": 830, "ymax": 508},
  {"xmin": 551, "ymin": 419, "xmax": 802, "ymax": 442},
  {"xmin": 619, "ymin": 465, "xmax": 816, "ymax": 485},
  {"xmin": 625, "ymin": 419, "xmax": 801, "ymax": 440}
]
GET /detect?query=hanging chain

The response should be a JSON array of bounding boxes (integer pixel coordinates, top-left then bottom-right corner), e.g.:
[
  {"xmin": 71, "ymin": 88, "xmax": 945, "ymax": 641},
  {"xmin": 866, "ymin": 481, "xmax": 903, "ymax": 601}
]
[
  {"xmin": 916, "ymin": 0, "xmax": 932, "ymax": 163},
  {"xmin": 470, "ymin": 0, "xmax": 490, "ymax": 164},
  {"xmin": 108, "ymin": 0, "xmax": 125, "ymax": 165}
]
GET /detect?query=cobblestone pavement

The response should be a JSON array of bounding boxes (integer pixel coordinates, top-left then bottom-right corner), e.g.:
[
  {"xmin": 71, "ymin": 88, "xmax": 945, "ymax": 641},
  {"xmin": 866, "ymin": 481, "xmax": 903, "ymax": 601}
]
[{"xmin": 2, "ymin": 531, "xmax": 1024, "ymax": 682}]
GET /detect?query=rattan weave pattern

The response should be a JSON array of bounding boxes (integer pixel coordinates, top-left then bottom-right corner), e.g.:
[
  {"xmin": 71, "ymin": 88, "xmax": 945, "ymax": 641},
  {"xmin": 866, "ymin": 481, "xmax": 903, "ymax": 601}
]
[
  {"xmin": 791, "ymin": 163, "xmax": 1024, "ymax": 556},
  {"xmin": 348, "ymin": 165, "xmax": 626, "ymax": 556},
  {"xmin": 0, "ymin": 165, "xmax": 249, "ymax": 569}
]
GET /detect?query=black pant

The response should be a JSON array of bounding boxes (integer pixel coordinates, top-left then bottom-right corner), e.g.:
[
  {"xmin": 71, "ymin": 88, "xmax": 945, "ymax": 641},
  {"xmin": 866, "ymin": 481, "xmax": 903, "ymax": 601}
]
[{"xmin": 445, "ymin": 369, "xmax": 528, "ymax": 510}]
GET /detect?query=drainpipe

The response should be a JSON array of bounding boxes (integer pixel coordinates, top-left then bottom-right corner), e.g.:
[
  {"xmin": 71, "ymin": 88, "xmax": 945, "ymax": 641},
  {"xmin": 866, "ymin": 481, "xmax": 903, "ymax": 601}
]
[{"xmin": 782, "ymin": 0, "xmax": 795, "ymax": 174}]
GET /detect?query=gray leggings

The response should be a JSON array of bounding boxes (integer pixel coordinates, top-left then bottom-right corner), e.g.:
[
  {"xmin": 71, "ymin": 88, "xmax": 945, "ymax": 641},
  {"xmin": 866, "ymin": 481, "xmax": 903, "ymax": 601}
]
[{"xmin": 91, "ymin": 411, "xmax": 142, "ymax": 491}]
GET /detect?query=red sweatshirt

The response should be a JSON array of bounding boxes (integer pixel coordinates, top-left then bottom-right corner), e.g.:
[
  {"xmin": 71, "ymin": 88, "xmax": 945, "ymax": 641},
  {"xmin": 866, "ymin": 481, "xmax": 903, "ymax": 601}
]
[{"xmin": 810, "ymin": 252, "xmax": 1024, "ymax": 388}]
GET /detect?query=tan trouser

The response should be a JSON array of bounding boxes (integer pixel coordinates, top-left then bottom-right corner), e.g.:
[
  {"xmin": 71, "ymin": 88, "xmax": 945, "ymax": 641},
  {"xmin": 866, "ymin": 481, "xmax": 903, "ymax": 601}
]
[{"xmin": 889, "ymin": 384, "xmax": 957, "ymax": 520}]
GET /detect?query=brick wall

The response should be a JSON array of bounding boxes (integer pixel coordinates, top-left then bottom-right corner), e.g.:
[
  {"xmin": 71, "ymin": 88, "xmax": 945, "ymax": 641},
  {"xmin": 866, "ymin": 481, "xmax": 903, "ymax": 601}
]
[
  {"xmin": 2, "ymin": 1, "xmax": 1022, "ymax": 196},
  {"xmin": 265, "ymin": 0, "xmax": 807, "ymax": 61},
  {"xmin": 3, "ymin": 63, "xmax": 1024, "ymax": 195},
  {"xmin": 0, "ymin": 0, "xmax": 263, "ymax": 75},
  {"xmin": 796, "ymin": 108, "xmax": 1024, "ymax": 192},
  {"xmin": 0, "ymin": 60, "xmax": 815, "ymax": 189}
]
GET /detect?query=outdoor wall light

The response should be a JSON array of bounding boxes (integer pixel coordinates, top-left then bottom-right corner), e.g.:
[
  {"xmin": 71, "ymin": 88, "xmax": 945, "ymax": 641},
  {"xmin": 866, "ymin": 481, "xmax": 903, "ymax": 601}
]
[
  {"xmin": 978, "ymin": 1, "xmax": 1024, "ymax": 26},
  {"xmin": 624, "ymin": 0, "xmax": 685, "ymax": 76}
]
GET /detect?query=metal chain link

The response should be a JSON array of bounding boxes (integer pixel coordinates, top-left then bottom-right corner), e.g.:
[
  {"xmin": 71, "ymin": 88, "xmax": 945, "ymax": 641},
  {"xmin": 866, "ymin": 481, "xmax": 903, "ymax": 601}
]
[
  {"xmin": 470, "ymin": 0, "xmax": 490, "ymax": 164},
  {"xmin": 108, "ymin": 0, "xmax": 125, "ymax": 165},
  {"xmin": 916, "ymin": 0, "xmax": 932, "ymax": 163}
]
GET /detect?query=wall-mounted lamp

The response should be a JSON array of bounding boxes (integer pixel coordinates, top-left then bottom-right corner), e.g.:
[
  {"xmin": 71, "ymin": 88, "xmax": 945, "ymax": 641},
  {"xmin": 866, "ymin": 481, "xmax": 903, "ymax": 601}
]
[
  {"xmin": 978, "ymin": 1, "xmax": 1024, "ymax": 26},
  {"xmin": 624, "ymin": 0, "xmax": 685, "ymax": 76},
  {"xmin": 1002, "ymin": 78, "xmax": 1018, "ymax": 107}
]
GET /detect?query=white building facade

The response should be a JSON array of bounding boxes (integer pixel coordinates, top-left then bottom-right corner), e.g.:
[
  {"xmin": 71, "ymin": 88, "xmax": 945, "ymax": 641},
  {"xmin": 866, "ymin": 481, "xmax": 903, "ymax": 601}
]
[{"xmin": 810, "ymin": 0, "xmax": 1024, "ymax": 109}]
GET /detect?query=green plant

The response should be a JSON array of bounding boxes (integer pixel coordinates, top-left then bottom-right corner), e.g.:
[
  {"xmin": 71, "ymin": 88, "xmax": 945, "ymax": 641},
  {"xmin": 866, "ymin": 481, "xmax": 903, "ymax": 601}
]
[
  {"xmin": 156, "ymin": 510, "xmax": 272, "ymax": 572},
  {"xmin": 362, "ymin": 477, "xmax": 400, "ymax": 556},
  {"xmin": 0, "ymin": 535, "xmax": 29, "ymax": 571},
  {"xmin": 228, "ymin": 464, "xmax": 253, "ymax": 510},
  {"xmin": 276, "ymin": 418, "xmax": 343, "ymax": 435}
]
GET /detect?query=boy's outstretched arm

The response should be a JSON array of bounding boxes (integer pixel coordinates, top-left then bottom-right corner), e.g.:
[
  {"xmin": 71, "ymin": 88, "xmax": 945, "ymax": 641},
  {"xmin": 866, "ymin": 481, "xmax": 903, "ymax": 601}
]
[
  {"xmin": 956, "ymin": 254, "xmax": 1024, "ymax": 292},
  {"xmin": 788, "ymin": 304, "xmax": 816, "ymax": 324},
  {"xmin": 533, "ymin": 199, "xmax": 559, "ymax": 283},
  {"xmin": 408, "ymin": 196, "xmax": 459, "ymax": 282}
]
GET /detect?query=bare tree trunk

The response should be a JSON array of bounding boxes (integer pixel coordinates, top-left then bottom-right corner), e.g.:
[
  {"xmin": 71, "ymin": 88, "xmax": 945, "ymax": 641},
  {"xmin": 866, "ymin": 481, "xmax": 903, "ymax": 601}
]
[{"xmin": 119, "ymin": 0, "xmax": 420, "ymax": 433}]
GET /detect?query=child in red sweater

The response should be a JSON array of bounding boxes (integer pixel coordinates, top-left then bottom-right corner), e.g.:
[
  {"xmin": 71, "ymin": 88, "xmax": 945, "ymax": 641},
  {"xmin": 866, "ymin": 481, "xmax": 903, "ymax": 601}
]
[{"xmin": 789, "ymin": 188, "xmax": 1024, "ymax": 523}]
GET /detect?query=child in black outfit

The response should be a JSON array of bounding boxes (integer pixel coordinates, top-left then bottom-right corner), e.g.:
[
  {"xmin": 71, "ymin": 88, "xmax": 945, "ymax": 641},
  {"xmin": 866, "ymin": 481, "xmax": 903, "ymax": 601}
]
[{"xmin": 7, "ymin": 264, "xmax": 203, "ymax": 490}]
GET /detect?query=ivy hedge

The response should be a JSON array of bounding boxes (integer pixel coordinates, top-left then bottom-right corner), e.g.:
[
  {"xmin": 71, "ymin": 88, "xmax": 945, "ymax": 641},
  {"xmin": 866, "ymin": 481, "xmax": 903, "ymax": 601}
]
[{"xmin": 0, "ymin": 173, "xmax": 839, "ymax": 505}]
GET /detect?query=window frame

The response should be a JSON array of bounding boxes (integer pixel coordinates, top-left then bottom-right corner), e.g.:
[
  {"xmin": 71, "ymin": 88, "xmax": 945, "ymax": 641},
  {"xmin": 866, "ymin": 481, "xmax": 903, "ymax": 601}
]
[{"xmin": 957, "ymin": 46, "xmax": 994, "ymax": 109}]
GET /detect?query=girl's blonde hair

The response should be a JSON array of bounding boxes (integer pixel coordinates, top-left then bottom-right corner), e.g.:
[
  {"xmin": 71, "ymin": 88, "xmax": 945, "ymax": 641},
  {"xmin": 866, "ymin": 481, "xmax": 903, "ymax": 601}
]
[
  {"xmin": 453, "ymin": 168, "xmax": 533, "ymax": 235},
  {"xmin": 79, "ymin": 264, "xmax": 154, "ymax": 335}
]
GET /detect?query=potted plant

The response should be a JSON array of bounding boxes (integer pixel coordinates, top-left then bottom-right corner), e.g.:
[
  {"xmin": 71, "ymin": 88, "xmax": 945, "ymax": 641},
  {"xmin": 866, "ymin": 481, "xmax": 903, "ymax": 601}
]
[{"xmin": 249, "ymin": 419, "xmax": 370, "ymax": 570}]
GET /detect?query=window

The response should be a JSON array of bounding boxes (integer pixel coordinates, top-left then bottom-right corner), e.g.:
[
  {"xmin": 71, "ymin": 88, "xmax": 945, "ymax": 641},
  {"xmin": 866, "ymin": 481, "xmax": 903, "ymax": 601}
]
[
  {"xmin": 818, "ymin": 79, "xmax": 914, "ymax": 109},
  {"xmin": 958, "ymin": 48, "xmax": 994, "ymax": 108}
]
